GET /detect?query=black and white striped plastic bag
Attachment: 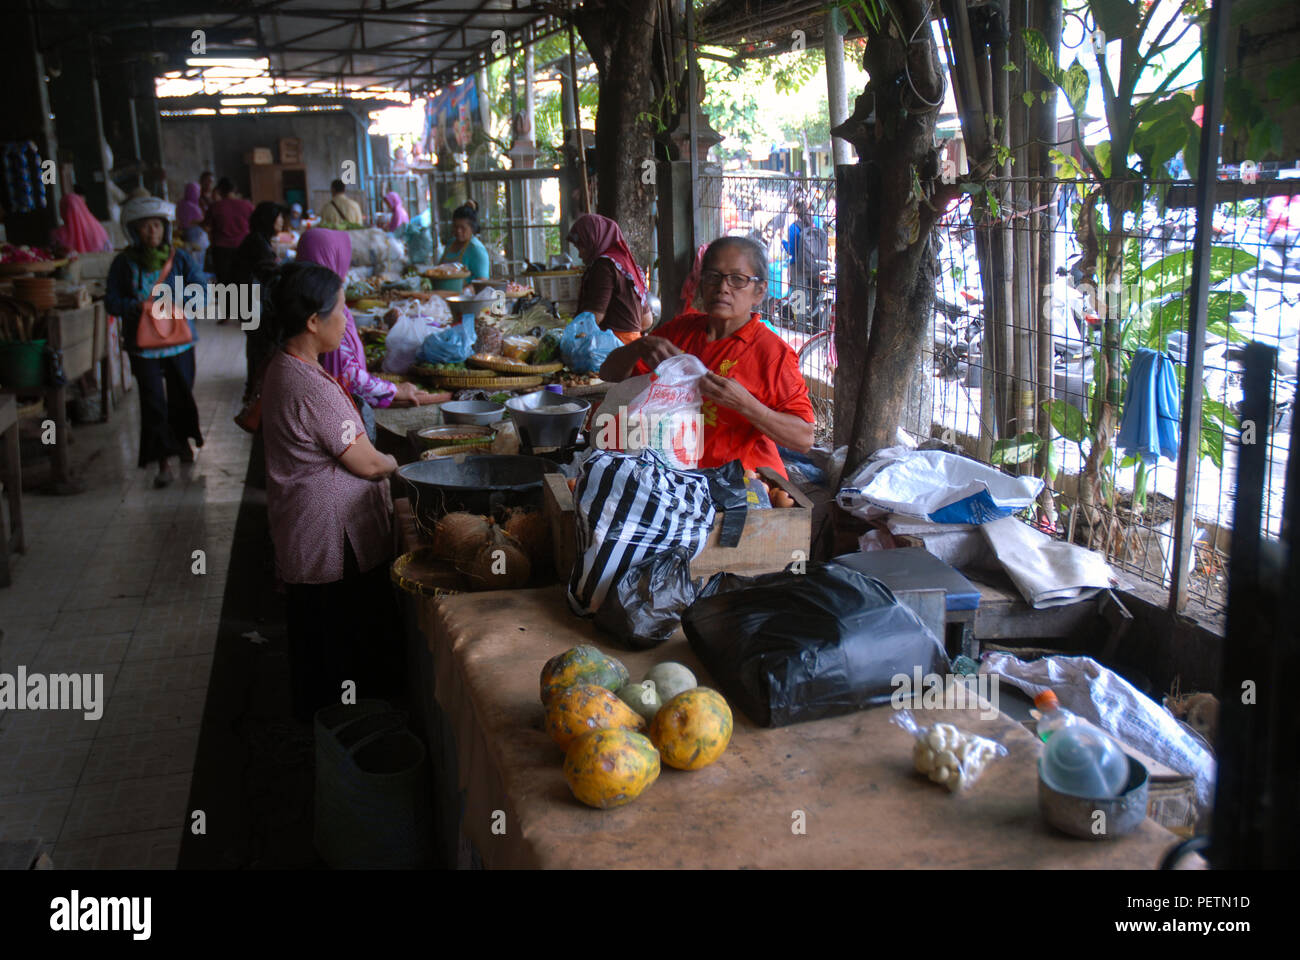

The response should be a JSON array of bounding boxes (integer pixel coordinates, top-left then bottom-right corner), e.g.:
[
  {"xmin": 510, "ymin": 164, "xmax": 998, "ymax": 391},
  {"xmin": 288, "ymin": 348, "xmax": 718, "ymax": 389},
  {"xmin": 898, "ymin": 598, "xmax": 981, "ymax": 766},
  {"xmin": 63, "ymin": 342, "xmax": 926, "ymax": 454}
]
[{"xmin": 567, "ymin": 448, "xmax": 718, "ymax": 616}]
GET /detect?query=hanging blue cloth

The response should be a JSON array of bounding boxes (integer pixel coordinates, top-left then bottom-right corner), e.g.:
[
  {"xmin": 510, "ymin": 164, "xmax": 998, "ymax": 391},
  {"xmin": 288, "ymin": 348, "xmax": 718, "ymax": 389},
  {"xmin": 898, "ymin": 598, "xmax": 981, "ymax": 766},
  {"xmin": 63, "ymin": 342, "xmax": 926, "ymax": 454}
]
[{"xmin": 1117, "ymin": 347, "xmax": 1181, "ymax": 465}]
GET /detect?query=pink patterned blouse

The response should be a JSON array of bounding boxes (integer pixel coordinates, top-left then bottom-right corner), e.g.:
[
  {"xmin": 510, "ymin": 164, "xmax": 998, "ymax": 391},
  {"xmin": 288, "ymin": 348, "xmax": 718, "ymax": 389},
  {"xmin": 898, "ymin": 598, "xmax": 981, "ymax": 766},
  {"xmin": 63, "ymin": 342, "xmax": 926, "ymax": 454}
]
[
  {"xmin": 260, "ymin": 350, "xmax": 393, "ymax": 584},
  {"xmin": 325, "ymin": 311, "xmax": 397, "ymax": 408}
]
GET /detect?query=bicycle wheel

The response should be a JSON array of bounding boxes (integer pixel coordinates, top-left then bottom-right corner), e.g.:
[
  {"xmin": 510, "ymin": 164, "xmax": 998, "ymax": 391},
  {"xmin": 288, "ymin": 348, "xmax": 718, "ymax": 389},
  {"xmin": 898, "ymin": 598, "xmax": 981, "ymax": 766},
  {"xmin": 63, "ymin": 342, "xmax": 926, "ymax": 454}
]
[{"xmin": 798, "ymin": 331, "xmax": 836, "ymax": 447}]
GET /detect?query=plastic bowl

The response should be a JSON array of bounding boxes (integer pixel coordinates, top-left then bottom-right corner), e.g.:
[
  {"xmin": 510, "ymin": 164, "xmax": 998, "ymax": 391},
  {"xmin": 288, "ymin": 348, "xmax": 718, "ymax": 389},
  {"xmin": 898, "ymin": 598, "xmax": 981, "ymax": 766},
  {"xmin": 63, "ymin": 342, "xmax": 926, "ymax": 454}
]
[
  {"xmin": 440, "ymin": 400, "xmax": 506, "ymax": 425},
  {"xmin": 1040, "ymin": 726, "xmax": 1130, "ymax": 799}
]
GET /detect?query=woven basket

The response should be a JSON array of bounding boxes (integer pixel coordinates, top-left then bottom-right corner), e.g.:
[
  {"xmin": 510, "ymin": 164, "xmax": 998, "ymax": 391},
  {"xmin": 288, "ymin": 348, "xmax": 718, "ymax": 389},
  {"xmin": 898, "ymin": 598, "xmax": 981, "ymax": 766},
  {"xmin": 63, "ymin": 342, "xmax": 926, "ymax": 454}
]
[
  {"xmin": 391, "ymin": 548, "xmax": 467, "ymax": 598},
  {"xmin": 434, "ymin": 373, "xmax": 543, "ymax": 390},
  {"xmin": 466, "ymin": 356, "xmax": 563, "ymax": 375}
]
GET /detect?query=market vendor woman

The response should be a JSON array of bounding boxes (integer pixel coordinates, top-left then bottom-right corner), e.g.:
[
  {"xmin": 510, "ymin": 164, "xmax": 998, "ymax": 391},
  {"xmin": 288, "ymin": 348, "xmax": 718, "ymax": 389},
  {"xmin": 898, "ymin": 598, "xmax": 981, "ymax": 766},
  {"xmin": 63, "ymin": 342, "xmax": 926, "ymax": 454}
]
[
  {"xmin": 437, "ymin": 200, "xmax": 491, "ymax": 287},
  {"xmin": 259, "ymin": 261, "xmax": 402, "ymax": 720},
  {"xmin": 599, "ymin": 236, "xmax": 813, "ymax": 478},
  {"xmin": 568, "ymin": 213, "xmax": 653, "ymax": 344}
]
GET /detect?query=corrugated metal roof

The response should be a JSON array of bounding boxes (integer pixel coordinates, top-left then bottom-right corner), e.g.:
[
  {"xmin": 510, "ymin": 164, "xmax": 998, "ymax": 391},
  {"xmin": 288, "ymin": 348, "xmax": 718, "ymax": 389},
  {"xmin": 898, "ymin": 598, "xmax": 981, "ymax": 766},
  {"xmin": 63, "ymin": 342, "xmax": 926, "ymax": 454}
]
[{"xmin": 34, "ymin": 0, "xmax": 566, "ymax": 96}]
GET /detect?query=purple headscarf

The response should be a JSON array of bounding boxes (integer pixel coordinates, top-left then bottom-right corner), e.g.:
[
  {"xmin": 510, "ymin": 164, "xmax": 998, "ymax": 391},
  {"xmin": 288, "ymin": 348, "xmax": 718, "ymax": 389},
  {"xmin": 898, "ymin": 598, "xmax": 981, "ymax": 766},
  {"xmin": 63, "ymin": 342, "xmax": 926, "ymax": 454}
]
[
  {"xmin": 176, "ymin": 182, "xmax": 204, "ymax": 230},
  {"xmin": 384, "ymin": 191, "xmax": 409, "ymax": 233},
  {"xmin": 296, "ymin": 228, "xmax": 355, "ymax": 381}
]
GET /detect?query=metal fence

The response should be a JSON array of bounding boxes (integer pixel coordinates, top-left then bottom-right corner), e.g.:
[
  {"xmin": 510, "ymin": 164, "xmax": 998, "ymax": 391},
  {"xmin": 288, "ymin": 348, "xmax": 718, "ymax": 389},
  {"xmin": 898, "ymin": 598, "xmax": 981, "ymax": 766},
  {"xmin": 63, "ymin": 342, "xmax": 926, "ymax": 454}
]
[
  {"xmin": 927, "ymin": 177, "xmax": 1298, "ymax": 613},
  {"xmin": 697, "ymin": 169, "xmax": 1300, "ymax": 615},
  {"xmin": 697, "ymin": 172, "xmax": 838, "ymax": 443},
  {"xmin": 428, "ymin": 168, "xmax": 566, "ymax": 275}
]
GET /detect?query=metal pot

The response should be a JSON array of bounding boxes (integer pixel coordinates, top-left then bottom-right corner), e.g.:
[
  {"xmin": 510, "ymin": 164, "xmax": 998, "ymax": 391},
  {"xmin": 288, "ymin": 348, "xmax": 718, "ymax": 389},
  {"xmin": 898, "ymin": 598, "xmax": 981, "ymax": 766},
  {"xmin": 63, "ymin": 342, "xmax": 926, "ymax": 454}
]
[
  {"xmin": 1038, "ymin": 755, "xmax": 1150, "ymax": 840},
  {"xmin": 506, "ymin": 390, "xmax": 590, "ymax": 451}
]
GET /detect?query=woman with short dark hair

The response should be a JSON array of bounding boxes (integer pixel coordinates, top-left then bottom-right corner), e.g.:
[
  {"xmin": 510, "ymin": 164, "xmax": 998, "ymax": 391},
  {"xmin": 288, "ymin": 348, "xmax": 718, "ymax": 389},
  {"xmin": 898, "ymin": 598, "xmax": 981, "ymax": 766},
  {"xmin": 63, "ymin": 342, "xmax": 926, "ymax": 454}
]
[
  {"xmin": 231, "ymin": 201, "xmax": 285, "ymax": 398},
  {"xmin": 437, "ymin": 199, "xmax": 490, "ymax": 284},
  {"xmin": 599, "ymin": 235, "xmax": 814, "ymax": 478},
  {"xmin": 258, "ymin": 261, "xmax": 401, "ymax": 720}
]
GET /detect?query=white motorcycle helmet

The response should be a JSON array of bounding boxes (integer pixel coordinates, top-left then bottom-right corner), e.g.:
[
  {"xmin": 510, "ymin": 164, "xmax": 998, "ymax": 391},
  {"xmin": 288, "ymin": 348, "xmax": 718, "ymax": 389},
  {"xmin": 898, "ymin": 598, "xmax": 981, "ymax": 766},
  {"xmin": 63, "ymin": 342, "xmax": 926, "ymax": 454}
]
[{"xmin": 120, "ymin": 195, "xmax": 176, "ymax": 248}]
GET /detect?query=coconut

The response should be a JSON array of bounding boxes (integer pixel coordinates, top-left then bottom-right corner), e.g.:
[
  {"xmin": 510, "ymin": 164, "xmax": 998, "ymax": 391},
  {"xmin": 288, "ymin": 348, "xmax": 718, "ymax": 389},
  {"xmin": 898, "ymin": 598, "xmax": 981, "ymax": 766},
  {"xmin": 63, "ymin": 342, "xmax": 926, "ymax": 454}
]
[
  {"xmin": 433, "ymin": 512, "xmax": 492, "ymax": 563},
  {"xmin": 502, "ymin": 507, "xmax": 551, "ymax": 568},
  {"xmin": 461, "ymin": 526, "xmax": 531, "ymax": 590}
]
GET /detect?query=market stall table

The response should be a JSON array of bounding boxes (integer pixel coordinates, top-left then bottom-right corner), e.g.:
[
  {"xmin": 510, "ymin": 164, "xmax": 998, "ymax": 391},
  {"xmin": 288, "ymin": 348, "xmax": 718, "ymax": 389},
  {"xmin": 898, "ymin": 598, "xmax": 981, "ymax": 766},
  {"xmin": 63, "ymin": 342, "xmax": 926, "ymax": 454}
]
[
  {"xmin": 396, "ymin": 507, "xmax": 1189, "ymax": 869},
  {"xmin": 0, "ymin": 304, "xmax": 107, "ymax": 492}
]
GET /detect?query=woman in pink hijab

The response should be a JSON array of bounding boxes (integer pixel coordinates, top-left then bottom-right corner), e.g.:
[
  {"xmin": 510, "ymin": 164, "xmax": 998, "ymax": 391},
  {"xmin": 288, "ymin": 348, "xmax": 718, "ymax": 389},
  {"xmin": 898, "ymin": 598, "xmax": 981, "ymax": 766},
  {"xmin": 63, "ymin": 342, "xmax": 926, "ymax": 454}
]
[
  {"xmin": 383, "ymin": 191, "xmax": 409, "ymax": 233},
  {"xmin": 294, "ymin": 228, "xmax": 436, "ymax": 416},
  {"xmin": 50, "ymin": 191, "xmax": 110, "ymax": 254},
  {"xmin": 175, "ymin": 182, "xmax": 210, "ymax": 259}
]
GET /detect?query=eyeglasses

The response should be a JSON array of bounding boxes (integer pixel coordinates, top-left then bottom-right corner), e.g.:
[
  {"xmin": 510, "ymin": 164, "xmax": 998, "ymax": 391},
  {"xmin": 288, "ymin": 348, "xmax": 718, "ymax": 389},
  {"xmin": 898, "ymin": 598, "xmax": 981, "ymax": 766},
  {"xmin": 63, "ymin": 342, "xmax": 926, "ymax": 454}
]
[{"xmin": 700, "ymin": 269, "xmax": 763, "ymax": 290}]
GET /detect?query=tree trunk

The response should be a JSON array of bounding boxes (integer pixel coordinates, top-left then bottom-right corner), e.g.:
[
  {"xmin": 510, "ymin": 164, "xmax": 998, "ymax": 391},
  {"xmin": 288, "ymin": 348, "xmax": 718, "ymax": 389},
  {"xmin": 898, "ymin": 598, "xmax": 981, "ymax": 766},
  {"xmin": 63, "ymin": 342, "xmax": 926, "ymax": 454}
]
[
  {"xmin": 837, "ymin": 0, "xmax": 952, "ymax": 471},
  {"xmin": 573, "ymin": 0, "xmax": 660, "ymax": 267}
]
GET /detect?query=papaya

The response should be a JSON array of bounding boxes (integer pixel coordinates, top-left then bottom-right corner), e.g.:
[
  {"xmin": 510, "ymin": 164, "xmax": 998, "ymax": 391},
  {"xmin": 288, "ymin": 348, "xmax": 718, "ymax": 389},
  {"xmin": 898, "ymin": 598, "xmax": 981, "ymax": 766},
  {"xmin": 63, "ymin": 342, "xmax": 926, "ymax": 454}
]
[
  {"xmin": 649, "ymin": 687, "xmax": 733, "ymax": 771},
  {"xmin": 539, "ymin": 645, "xmax": 630, "ymax": 705},
  {"xmin": 545, "ymin": 683, "xmax": 646, "ymax": 751},
  {"xmin": 563, "ymin": 729, "xmax": 661, "ymax": 809}
]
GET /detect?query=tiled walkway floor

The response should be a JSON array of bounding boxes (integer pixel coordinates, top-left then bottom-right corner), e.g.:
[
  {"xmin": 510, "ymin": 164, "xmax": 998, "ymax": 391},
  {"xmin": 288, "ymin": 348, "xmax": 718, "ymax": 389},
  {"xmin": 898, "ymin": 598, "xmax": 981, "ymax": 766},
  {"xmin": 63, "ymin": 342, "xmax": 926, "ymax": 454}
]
[{"xmin": 0, "ymin": 321, "xmax": 251, "ymax": 868}]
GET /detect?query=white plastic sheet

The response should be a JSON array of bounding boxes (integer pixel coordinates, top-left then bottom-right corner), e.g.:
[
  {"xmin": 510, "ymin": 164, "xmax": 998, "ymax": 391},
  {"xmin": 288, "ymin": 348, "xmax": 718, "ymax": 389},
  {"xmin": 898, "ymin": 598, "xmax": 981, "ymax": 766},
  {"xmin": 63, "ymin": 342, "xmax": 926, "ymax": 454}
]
[
  {"xmin": 979, "ymin": 652, "xmax": 1216, "ymax": 813},
  {"xmin": 838, "ymin": 447, "xmax": 1043, "ymax": 524}
]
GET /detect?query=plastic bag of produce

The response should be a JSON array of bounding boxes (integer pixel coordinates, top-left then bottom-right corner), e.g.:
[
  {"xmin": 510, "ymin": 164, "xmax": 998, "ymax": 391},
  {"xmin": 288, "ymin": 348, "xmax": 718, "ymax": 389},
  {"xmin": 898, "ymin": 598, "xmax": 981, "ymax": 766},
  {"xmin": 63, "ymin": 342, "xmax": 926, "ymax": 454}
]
[
  {"xmin": 682, "ymin": 562, "xmax": 949, "ymax": 727},
  {"xmin": 567, "ymin": 448, "xmax": 718, "ymax": 616},
  {"xmin": 417, "ymin": 315, "xmax": 476, "ymax": 366},
  {"xmin": 890, "ymin": 710, "xmax": 1008, "ymax": 792},
  {"xmin": 382, "ymin": 313, "xmax": 428, "ymax": 374},
  {"xmin": 593, "ymin": 547, "xmax": 700, "ymax": 650},
  {"xmin": 531, "ymin": 328, "xmax": 564, "ymax": 365},
  {"xmin": 560, "ymin": 311, "xmax": 621, "ymax": 374},
  {"xmin": 403, "ymin": 209, "xmax": 434, "ymax": 264},
  {"xmin": 592, "ymin": 354, "xmax": 708, "ymax": 470}
]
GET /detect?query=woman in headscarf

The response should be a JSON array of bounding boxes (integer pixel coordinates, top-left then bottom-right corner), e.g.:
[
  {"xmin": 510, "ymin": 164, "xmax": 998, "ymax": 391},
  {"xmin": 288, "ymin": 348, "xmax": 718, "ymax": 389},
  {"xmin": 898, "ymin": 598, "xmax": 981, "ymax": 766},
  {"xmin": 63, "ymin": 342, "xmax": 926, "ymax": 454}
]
[
  {"xmin": 175, "ymin": 182, "xmax": 210, "ymax": 263},
  {"xmin": 567, "ymin": 213, "xmax": 653, "ymax": 344},
  {"xmin": 295, "ymin": 228, "xmax": 440, "ymax": 428},
  {"xmin": 231, "ymin": 202, "xmax": 285, "ymax": 394},
  {"xmin": 104, "ymin": 195, "xmax": 206, "ymax": 488},
  {"xmin": 50, "ymin": 190, "xmax": 111, "ymax": 255},
  {"xmin": 382, "ymin": 191, "xmax": 409, "ymax": 233},
  {"xmin": 286, "ymin": 202, "xmax": 304, "ymax": 232}
]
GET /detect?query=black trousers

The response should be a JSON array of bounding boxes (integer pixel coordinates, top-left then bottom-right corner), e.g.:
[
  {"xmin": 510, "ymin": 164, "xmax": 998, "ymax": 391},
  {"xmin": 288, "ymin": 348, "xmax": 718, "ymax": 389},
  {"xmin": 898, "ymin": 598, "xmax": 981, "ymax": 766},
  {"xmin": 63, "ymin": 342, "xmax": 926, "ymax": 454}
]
[
  {"xmin": 129, "ymin": 349, "xmax": 202, "ymax": 468},
  {"xmin": 285, "ymin": 540, "xmax": 402, "ymax": 723},
  {"xmin": 244, "ymin": 329, "xmax": 275, "ymax": 403},
  {"xmin": 210, "ymin": 246, "xmax": 237, "ymax": 285}
]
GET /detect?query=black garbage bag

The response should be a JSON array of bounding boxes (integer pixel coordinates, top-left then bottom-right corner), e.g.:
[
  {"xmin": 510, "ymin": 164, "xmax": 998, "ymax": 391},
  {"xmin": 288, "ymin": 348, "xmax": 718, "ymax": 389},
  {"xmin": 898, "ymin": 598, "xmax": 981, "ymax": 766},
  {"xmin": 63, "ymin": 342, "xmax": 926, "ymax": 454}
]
[
  {"xmin": 688, "ymin": 459, "xmax": 749, "ymax": 547},
  {"xmin": 594, "ymin": 547, "xmax": 700, "ymax": 650},
  {"xmin": 683, "ymin": 561, "xmax": 949, "ymax": 727}
]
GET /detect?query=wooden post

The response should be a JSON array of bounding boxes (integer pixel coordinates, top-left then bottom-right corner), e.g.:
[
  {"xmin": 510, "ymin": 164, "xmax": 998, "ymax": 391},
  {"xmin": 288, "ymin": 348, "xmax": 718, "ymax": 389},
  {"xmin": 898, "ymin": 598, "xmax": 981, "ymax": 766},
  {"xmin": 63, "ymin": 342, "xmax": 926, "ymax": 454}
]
[{"xmin": 568, "ymin": 23, "xmax": 590, "ymax": 214}]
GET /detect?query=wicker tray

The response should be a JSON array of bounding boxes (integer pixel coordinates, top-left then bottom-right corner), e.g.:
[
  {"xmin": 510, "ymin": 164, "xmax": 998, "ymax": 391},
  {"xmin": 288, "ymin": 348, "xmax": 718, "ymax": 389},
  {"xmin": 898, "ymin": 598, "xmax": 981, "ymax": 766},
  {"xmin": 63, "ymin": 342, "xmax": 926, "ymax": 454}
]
[
  {"xmin": 467, "ymin": 355, "xmax": 563, "ymax": 375},
  {"xmin": 391, "ymin": 547, "xmax": 467, "ymax": 599},
  {"xmin": 411, "ymin": 363, "xmax": 492, "ymax": 380},
  {"xmin": 0, "ymin": 260, "xmax": 66, "ymax": 277},
  {"xmin": 434, "ymin": 373, "xmax": 544, "ymax": 390}
]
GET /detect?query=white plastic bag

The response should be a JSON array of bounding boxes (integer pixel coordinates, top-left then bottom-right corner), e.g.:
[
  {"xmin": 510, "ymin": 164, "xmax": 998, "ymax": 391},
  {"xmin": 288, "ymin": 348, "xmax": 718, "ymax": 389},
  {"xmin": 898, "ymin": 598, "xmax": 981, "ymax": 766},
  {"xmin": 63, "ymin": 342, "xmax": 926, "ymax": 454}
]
[
  {"xmin": 591, "ymin": 354, "xmax": 708, "ymax": 470},
  {"xmin": 838, "ymin": 447, "xmax": 1043, "ymax": 524},
  {"xmin": 383, "ymin": 314, "xmax": 431, "ymax": 374}
]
